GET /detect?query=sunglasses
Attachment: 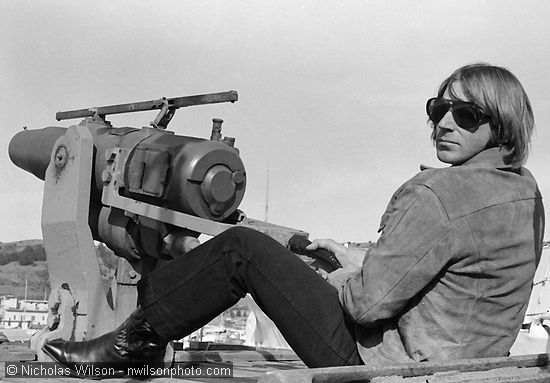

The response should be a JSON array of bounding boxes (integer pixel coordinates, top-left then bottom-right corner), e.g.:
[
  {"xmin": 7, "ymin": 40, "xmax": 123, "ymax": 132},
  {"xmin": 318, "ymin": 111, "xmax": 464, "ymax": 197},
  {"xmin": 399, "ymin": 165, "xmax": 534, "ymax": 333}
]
[{"xmin": 426, "ymin": 97, "xmax": 491, "ymax": 130}]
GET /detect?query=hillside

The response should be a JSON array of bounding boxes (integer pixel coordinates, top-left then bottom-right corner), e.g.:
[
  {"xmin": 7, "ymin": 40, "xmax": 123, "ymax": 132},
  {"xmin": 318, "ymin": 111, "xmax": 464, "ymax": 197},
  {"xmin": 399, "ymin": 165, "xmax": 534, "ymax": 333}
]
[
  {"xmin": 0, "ymin": 261, "xmax": 49, "ymax": 299},
  {"xmin": 3, "ymin": 239, "xmax": 547, "ymax": 301},
  {"xmin": 0, "ymin": 239, "xmax": 116, "ymax": 299}
]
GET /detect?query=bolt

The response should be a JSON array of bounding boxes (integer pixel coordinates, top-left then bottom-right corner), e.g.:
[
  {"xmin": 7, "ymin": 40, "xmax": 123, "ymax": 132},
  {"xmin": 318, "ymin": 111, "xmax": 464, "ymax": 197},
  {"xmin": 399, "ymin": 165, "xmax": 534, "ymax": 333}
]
[
  {"xmin": 101, "ymin": 169, "xmax": 112, "ymax": 183},
  {"xmin": 210, "ymin": 205, "xmax": 223, "ymax": 215},
  {"xmin": 128, "ymin": 270, "xmax": 137, "ymax": 279},
  {"xmin": 105, "ymin": 150, "xmax": 117, "ymax": 161},
  {"xmin": 232, "ymin": 171, "xmax": 245, "ymax": 185},
  {"xmin": 54, "ymin": 146, "xmax": 68, "ymax": 169}
]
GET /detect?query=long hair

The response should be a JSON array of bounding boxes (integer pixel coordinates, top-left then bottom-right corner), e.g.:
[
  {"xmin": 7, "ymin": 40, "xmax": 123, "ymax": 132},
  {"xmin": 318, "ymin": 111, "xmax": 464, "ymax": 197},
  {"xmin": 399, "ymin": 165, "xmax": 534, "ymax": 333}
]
[{"xmin": 433, "ymin": 63, "xmax": 534, "ymax": 167}]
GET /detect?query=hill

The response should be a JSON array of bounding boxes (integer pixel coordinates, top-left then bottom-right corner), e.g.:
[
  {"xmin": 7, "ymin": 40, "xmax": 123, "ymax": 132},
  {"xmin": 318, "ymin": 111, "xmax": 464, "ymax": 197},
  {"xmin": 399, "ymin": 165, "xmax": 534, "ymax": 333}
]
[
  {"xmin": 0, "ymin": 261, "xmax": 49, "ymax": 299},
  {"xmin": 0, "ymin": 239, "xmax": 117, "ymax": 300},
  {"xmin": 3, "ymin": 238, "xmax": 545, "ymax": 301}
]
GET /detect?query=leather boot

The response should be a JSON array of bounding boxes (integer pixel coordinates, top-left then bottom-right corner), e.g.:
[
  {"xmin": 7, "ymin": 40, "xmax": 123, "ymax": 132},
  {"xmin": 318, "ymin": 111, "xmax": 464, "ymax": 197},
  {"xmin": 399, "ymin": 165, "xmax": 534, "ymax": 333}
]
[{"xmin": 43, "ymin": 307, "xmax": 168, "ymax": 378}]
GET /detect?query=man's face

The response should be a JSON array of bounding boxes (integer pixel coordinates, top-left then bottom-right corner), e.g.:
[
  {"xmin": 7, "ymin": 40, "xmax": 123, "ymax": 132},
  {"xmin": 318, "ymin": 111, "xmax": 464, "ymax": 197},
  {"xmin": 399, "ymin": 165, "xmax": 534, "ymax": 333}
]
[{"xmin": 434, "ymin": 86, "xmax": 493, "ymax": 165}]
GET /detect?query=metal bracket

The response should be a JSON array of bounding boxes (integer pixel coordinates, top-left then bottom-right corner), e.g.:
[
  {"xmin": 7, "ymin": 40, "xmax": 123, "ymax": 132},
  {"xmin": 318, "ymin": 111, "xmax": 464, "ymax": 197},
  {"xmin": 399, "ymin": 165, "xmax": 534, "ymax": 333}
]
[
  {"xmin": 41, "ymin": 126, "xmax": 118, "ymax": 340},
  {"xmin": 150, "ymin": 98, "xmax": 176, "ymax": 129},
  {"xmin": 102, "ymin": 147, "xmax": 235, "ymax": 236},
  {"xmin": 101, "ymin": 148, "xmax": 307, "ymax": 244},
  {"xmin": 88, "ymin": 108, "xmax": 106, "ymax": 123}
]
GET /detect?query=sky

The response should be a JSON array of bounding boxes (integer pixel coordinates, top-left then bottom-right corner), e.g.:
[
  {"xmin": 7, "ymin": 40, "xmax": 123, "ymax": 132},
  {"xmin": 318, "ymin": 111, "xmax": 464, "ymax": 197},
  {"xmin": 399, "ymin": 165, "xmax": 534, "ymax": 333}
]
[{"xmin": 1, "ymin": 0, "xmax": 549, "ymax": 245}]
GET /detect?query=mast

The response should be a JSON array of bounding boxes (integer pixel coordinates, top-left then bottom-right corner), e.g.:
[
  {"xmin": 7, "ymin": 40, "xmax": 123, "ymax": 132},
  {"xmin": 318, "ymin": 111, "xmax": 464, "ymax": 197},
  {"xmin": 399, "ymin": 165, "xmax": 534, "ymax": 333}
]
[{"xmin": 264, "ymin": 158, "xmax": 270, "ymax": 222}]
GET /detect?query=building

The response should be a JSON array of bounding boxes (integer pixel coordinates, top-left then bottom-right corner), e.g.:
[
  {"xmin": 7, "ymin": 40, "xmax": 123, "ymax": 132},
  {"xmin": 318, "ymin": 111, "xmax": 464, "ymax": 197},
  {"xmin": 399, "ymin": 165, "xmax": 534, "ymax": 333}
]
[
  {"xmin": 510, "ymin": 242, "xmax": 550, "ymax": 355},
  {"xmin": 0, "ymin": 297, "xmax": 48, "ymax": 329},
  {"xmin": 524, "ymin": 242, "xmax": 550, "ymax": 321}
]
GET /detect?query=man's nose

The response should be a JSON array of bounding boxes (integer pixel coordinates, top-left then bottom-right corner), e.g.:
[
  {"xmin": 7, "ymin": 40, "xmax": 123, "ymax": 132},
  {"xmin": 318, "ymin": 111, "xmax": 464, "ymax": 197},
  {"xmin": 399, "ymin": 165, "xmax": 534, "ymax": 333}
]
[{"xmin": 437, "ymin": 110, "xmax": 457, "ymax": 130}]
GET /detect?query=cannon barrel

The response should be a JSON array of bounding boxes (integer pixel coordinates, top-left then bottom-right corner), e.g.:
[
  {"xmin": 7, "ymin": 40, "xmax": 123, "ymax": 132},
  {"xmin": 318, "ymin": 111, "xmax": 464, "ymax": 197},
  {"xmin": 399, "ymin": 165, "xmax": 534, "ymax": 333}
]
[
  {"xmin": 9, "ymin": 127, "xmax": 67, "ymax": 180},
  {"xmin": 9, "ymin": 122, "xmax": 246, "ymax": 222}
]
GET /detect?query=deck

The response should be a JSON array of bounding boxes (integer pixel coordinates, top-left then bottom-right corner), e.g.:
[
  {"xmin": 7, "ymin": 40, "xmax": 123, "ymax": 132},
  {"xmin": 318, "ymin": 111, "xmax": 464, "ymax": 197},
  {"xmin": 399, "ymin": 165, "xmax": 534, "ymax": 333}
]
[
  {"xmin": 0, "ymin": 341, "xmax": 306, "ymax": 382},
  {"xmin": 1, "ymin": 341, "xmax": 550, "ymax": 382}
]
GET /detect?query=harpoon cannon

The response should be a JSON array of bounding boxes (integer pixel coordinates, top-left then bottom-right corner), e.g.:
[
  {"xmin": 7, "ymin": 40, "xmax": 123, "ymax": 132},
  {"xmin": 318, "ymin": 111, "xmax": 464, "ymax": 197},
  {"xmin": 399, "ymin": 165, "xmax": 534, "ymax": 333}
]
[{"xmin": 8, "ymin": 91, "xmax": 308, "ymax": 349}]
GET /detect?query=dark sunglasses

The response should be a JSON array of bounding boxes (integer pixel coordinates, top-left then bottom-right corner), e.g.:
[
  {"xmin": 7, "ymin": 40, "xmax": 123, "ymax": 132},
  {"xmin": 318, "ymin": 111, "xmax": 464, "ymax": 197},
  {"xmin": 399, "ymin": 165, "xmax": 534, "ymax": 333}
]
[{"xmin": 426, "ymin": 97, "xmax": 491, "ymax": 130}]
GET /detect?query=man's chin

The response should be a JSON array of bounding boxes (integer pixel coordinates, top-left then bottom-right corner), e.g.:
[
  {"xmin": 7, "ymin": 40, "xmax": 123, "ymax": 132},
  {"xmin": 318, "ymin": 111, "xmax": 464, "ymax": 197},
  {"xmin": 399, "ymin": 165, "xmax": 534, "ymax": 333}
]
[{"xmin": 436, "ymin": 150, "xmax": 454, "ymax": 165}]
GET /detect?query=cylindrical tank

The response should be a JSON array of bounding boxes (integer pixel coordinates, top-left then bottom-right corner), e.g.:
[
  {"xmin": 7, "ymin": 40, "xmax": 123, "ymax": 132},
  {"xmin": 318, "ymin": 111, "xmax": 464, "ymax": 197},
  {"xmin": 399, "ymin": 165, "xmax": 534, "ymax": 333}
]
[
  {"xmin": 116, "ymin": 127, "xmax": 246, "ymax": 221},
  {"xmin": 9, "ymin": 122, "xmax": 246, "ymax": 222}
]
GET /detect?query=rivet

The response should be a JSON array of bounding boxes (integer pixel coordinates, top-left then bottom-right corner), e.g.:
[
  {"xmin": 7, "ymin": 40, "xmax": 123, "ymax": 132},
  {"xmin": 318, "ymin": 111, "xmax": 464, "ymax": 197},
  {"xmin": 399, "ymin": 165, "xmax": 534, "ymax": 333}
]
[{"xmin": 54, "ymin": 146, "xmax": 68, "ymax": 169}]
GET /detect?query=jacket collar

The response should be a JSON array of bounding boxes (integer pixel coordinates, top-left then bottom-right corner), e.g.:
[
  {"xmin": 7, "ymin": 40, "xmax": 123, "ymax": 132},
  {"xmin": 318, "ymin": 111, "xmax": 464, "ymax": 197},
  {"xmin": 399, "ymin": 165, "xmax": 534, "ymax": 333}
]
[
  {"xmin": 459, "ymin": 147, "xmax": 515, "ymax": 169},
  {"xmin": 420, "ymin": 147, "xmax": 515, "ymax": 171}
]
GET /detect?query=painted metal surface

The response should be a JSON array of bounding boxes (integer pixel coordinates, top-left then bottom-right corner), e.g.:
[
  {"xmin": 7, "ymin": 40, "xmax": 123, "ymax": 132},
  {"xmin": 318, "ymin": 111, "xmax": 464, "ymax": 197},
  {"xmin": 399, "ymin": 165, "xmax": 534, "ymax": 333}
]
[{"xmin": 40, "ymin": 125, "xmax": 133, "ymax": 343}]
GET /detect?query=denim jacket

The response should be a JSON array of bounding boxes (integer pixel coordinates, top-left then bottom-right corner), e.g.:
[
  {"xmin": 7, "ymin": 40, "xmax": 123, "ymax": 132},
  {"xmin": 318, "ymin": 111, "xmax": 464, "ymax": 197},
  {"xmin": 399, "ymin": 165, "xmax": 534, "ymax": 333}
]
[{"xmin": 332, "ymin": 147, "xmax": 545, "ymax": 365}]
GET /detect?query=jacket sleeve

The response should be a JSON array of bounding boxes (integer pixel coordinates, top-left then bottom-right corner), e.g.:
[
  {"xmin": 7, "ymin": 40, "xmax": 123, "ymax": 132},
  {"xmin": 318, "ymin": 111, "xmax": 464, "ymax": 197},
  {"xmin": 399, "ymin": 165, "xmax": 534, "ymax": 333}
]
[{"xmin": 339, "ymin": 183, "xmax": 452, "ymax": 327}]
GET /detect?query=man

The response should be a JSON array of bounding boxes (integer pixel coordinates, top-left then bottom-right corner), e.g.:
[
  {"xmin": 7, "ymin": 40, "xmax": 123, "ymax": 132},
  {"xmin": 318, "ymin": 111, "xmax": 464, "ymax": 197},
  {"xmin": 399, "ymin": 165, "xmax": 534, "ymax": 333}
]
[{"xmin": 44, "ymin": 63, "xmax": 545, "ymax": 375}]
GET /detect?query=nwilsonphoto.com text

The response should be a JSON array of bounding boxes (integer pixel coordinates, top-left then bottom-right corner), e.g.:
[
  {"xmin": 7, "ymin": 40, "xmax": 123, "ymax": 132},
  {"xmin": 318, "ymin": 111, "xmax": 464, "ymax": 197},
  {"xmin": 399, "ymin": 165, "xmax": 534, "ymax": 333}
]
[{"xmin": 4, "ymin": 361, "xmax": 234, "ymax": 378}]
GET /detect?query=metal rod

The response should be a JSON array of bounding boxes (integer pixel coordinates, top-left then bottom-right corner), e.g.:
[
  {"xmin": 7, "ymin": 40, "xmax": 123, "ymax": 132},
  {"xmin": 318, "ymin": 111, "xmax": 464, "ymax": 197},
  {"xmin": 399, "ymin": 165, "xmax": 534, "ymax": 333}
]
[{"xmin": 56, "ymin": 90, "xmax": 238, "ymax": 121}]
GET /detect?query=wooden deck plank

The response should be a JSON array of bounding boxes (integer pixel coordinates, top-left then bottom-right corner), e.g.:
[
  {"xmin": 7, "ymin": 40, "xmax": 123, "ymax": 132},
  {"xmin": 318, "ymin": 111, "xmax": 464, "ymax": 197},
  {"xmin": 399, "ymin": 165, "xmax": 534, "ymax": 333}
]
[
  {"xmin": 258, "ymin": 354, "xmax": 550, "ymax": 383},
  {"xmin": 370, "ymin": 366, "xmax": 550, "ymax": 382},
  {"xmin": 2, "ymin": 344, "xmax": 549, "ymax": 383},
  {"xmin": 0, "ymin": 342, "xmax": 36, "ymax": 362},
  {"xmin": 0, "ymin": 343, "xmax": 305, "ymax": 382}
]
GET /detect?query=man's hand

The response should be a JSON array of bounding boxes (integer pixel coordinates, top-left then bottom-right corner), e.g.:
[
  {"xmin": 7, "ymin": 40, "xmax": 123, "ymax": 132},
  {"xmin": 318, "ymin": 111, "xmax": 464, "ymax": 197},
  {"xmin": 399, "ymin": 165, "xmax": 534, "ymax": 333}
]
[{"xmin": 306, "ymin": 239, "xmax": 366, "ymax": 270}]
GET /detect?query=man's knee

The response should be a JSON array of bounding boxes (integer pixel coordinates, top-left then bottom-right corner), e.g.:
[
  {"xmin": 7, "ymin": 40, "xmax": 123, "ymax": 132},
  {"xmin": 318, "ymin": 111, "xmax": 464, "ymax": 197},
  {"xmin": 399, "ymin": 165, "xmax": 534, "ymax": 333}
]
[
  {"xmin": 215, "ymin": 226, "xmax": 278, "ymax": 254},
  {"xmin": 217, "ymin": 226, "xmax": 268, "ymax": 244}
]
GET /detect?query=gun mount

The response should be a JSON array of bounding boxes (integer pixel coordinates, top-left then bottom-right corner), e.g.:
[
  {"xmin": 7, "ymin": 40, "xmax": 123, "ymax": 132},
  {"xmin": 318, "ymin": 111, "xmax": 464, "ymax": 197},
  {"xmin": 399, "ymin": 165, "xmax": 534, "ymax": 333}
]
[{"xmin": 9, "ymin": 91, "xmax": 307, "ymax": 352}]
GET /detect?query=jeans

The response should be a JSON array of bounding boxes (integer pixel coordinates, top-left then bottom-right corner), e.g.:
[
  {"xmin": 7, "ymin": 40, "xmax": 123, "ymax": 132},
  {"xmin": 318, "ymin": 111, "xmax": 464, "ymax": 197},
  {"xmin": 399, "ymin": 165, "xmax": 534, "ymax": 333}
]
[{"xmin": 137, "ymin": 226, "xmax": 363, "ymax": 367}]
